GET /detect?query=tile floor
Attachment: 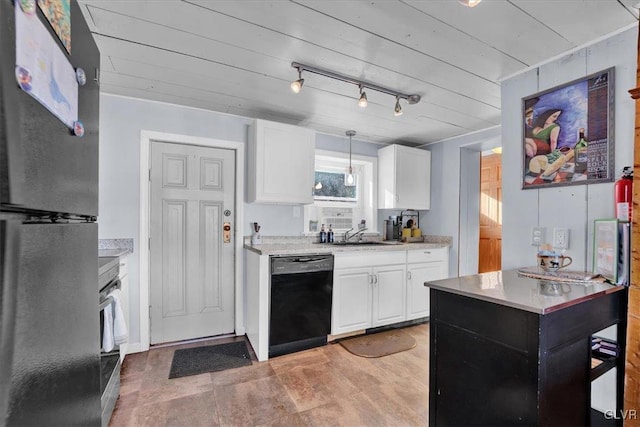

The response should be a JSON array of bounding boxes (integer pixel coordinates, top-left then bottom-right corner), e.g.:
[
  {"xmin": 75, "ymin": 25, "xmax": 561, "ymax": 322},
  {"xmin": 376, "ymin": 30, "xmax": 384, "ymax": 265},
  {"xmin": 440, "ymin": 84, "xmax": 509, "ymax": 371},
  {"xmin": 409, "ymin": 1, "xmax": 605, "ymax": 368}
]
[{"xmin": 109, "ymin": 323, "xmax": 429, "ymax": 426}]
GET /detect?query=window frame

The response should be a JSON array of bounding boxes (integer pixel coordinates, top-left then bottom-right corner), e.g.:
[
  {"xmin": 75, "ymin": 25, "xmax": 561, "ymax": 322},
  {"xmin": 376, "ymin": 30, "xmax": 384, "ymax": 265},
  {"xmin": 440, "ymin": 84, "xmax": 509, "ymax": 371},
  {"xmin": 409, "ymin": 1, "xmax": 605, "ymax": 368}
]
[{"xmin": 303, "ymin": 150, "xmax": 378, "ymax": 235}]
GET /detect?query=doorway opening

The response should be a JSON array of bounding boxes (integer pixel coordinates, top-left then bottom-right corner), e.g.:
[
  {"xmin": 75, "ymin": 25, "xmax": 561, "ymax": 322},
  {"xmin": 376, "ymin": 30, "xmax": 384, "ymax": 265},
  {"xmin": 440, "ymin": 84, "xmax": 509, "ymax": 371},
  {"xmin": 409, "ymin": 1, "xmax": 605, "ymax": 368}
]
[{"xmin": 478, "ymin": 150, "xmax": 502, "ymax": 273}]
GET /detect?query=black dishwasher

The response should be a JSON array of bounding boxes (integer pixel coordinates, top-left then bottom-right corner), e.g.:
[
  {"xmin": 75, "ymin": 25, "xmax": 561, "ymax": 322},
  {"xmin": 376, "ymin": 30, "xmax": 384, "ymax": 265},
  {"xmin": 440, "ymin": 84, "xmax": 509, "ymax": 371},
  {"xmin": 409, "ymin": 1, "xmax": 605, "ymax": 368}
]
[{"xmin": 269, "ymin": 254, "xmax": 333, "ymax": 357}]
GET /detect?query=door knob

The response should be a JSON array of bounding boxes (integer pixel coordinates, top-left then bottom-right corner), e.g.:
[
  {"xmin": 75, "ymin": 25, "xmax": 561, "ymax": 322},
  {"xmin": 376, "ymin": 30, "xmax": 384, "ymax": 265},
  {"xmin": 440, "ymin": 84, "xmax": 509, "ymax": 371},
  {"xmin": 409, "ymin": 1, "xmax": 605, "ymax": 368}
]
[{"xmin": 223, "ymin": 222, "xmax": 231, "ymax": 243}]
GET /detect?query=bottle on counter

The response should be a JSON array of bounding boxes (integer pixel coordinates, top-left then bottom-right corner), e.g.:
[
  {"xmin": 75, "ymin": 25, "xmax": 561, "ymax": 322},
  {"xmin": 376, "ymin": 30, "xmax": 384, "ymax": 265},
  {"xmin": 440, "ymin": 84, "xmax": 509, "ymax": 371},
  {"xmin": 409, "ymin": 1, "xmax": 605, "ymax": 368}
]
[
  {"xmin": 319, "ymin": 224, "xmax": 327, "ymax": 243},
  {"xmin": 327, "ymin": 224, "xmax": 334, "ymax": 243},
  {"xmin": 574, "ymin": 128, "xmax": 588, "ymax": 174}
]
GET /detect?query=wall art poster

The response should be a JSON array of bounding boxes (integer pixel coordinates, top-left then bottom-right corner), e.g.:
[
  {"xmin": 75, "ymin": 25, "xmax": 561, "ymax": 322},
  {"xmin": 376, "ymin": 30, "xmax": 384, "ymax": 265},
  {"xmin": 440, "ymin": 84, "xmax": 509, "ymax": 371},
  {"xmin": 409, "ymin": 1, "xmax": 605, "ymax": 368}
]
[
  {"xmin": 15, "ymin": 1, "xmax": 78, "ymax": 129},
  {"xmin": 522, "ymin": 68, "xmax": 614, "ymax": 189},
  {"xmin": 37, "ymin": 0, "xmax": 71, "ymax": 53}
]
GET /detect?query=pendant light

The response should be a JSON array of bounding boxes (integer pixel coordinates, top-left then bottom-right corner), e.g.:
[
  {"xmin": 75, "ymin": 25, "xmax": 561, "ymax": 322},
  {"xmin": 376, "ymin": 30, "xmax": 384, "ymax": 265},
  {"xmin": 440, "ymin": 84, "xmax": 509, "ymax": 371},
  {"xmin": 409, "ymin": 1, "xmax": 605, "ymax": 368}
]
[{"xmin": 345, "ymin": 130, "xmax": 356, "ymax": 186}]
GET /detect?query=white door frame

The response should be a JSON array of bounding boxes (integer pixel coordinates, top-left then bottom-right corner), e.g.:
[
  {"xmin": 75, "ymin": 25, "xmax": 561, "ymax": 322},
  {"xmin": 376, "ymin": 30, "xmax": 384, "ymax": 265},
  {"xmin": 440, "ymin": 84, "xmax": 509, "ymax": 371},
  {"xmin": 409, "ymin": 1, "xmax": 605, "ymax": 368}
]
[{"xmin": 139, "ymin": 130, "xmax": 245, "ymax": 352}]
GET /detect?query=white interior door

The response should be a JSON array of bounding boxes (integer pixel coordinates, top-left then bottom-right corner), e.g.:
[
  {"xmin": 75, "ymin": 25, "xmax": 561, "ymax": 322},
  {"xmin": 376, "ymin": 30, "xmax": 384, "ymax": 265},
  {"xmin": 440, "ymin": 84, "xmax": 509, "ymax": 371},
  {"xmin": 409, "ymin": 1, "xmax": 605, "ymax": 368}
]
[{"xmin": 149, "ymin": 141, "xmax": 235, "ymax": 344}]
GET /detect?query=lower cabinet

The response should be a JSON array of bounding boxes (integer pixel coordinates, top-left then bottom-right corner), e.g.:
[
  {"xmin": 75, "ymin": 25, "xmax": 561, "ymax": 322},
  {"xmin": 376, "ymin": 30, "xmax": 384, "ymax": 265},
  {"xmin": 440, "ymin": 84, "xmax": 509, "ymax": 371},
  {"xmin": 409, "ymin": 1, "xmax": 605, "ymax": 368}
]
[
  {"xmin": 333, "ymin": 247, "xmax": 449, "ymax": 335},
  {"xmin": 332, "ymin": 251, "xmax": 407, "ymax": 335},
  {"xmin": 406, "ymin": 248, "xmax": 449, "ymax": 320}
]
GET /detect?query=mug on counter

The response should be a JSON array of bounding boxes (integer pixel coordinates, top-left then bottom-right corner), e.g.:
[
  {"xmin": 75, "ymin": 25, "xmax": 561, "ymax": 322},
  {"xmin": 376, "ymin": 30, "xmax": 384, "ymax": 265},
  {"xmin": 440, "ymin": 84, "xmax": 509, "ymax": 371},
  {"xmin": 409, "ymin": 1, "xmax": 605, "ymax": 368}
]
[{"xmin": 537, "ymin": 254, "xmax": 572, "ymax": 272}]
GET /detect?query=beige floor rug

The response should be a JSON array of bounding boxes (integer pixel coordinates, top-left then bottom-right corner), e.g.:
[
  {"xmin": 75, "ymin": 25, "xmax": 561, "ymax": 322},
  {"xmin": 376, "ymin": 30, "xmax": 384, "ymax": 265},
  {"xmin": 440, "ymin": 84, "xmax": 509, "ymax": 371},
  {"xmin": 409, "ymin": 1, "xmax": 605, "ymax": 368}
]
[{"xmin": 339, "ymin": 329, "xmax": 417, "ymax": 358}]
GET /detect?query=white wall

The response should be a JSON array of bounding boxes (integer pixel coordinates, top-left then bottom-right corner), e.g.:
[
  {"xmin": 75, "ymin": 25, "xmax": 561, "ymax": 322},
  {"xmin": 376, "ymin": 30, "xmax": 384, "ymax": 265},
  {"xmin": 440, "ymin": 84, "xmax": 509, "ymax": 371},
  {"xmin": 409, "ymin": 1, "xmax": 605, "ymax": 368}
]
[
  {"xmin": 421, "ymin": 127, "xmax": 501, "ymax": 276},
  {"xmin": 98, "ymin": 94, "xmax": 386, "ymax": 347},
  {"xmin": 501, "ymin": 28, "xmax": 637, "ymax": 271}
]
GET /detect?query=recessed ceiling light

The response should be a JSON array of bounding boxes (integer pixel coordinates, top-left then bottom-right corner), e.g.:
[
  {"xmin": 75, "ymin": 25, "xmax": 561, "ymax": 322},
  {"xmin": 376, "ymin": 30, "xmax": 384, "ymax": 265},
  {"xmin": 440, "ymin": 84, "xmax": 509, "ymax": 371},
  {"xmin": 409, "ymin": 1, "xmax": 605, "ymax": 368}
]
[{"xmin": 459, "ymin": 0, "xmax": 482, "ymax": 7}]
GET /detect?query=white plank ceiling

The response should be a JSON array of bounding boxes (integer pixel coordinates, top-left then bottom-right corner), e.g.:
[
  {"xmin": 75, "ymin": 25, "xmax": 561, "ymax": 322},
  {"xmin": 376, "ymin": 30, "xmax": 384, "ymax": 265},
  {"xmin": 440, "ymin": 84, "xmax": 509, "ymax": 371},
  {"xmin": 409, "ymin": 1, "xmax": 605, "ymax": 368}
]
[{"xmin": 77, "ymin": 0, "xmax": 639, "ymax": 146}]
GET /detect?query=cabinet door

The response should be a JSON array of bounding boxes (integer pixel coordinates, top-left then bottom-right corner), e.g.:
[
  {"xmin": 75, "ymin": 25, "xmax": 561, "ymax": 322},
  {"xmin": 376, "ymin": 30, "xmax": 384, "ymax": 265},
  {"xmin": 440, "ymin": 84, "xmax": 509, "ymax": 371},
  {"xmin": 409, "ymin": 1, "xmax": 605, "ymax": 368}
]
[
  {"xmin": 371, "ymin": 265, "xmax": 406, "ymax": 327},
  {"xmin": 396, "ymin": 146, "xmax": 430, "ymax": 209},
  {"xmin": 378, "ymin": 144, "xmax": 431, "ymax": 209},
  {"xmin": 248, "ymin": 120, "xmax": 315, "ymax": 204},
  {"xmin": 407, "ymin": 262, "xmax": 447, "ymax": 320},
  {"xmin": 332, "ymin": 267, "xmax": 372, "ymax": 334}
]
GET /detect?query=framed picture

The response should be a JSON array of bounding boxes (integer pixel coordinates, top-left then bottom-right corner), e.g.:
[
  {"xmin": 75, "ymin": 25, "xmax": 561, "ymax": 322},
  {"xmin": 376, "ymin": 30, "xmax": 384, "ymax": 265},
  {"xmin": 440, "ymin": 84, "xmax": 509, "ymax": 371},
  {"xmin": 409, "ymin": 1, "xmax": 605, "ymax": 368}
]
[
  {"xmin": 593, "ymin": 219, "xmax": 619, "ymax": 282},
  {"xmin": 522, "ymin": 67, "xmax": 615, "ymax": 189}
]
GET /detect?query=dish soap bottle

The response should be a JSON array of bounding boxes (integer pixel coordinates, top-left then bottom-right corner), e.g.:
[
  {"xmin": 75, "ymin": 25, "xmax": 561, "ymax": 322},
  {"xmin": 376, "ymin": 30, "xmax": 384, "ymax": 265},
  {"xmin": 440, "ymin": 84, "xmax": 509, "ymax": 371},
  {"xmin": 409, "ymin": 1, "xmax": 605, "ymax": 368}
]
[
  {"xmin": 327, "ymin": 224, "xmax": 334, "ymax": 243},
  {"xmin": 319, "ymin": 224, "xmax": 327, "ymax": 243}
]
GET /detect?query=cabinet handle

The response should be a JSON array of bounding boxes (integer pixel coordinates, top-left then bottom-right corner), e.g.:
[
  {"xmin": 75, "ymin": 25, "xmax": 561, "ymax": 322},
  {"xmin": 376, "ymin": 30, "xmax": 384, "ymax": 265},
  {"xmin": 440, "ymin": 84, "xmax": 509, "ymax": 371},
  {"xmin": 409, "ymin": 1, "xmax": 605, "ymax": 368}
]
[
  {"xmin": 407, "ymin": 271, "xmax": 412, "ymax": 280},
  {"xmin": 374, "ymin": 275, "xmax": 378, "ymax": 284},
  {"xmin": 424, "ymin": 251, "xmax": 431, "ymax": 254},
  {"xmin": 368, "ymin": 274, "xmax": 373, "ymax": 284}
]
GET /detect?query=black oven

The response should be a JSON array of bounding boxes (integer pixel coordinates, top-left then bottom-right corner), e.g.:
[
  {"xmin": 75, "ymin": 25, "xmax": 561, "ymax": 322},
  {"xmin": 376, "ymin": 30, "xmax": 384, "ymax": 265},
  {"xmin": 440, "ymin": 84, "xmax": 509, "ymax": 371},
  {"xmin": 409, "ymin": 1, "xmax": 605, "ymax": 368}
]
[{"xmin": 98, "ymin": 257, "xmax": 121, "ymax": 426}]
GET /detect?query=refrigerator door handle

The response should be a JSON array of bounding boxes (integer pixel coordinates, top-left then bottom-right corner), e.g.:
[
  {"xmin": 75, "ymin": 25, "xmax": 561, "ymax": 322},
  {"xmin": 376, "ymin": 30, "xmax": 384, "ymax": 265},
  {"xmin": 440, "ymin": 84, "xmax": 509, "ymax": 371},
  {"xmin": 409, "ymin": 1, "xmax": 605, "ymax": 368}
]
[{"xmin": 0, "ymin": 220, "xmax": 20, "ymax": 420}]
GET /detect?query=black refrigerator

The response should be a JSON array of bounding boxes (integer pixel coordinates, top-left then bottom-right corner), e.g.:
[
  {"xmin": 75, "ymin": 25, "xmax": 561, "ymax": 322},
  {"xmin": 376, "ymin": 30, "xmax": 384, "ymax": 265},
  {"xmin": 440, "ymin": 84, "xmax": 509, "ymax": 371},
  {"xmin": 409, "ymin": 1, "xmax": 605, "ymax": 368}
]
[{"xmin": 0, "ymin": 0, "xmax": 101, "ymax": 425}]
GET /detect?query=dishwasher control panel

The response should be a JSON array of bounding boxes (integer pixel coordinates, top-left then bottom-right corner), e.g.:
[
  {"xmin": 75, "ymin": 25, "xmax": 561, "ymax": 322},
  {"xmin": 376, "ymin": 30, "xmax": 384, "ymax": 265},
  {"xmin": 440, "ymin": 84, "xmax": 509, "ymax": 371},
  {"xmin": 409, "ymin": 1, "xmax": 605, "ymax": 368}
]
[{"xmin": 270, "ymin": 254, "xmax": 334, "ymax": 275}]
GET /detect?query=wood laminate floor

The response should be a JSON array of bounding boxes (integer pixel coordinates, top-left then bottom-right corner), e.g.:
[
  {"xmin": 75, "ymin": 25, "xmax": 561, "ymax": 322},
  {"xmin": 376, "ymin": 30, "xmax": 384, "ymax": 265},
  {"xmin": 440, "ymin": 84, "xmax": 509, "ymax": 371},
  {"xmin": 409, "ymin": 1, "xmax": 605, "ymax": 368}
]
[{"xmin": 109, "ymin": 323, "xmax": 429, "ymax": 426}]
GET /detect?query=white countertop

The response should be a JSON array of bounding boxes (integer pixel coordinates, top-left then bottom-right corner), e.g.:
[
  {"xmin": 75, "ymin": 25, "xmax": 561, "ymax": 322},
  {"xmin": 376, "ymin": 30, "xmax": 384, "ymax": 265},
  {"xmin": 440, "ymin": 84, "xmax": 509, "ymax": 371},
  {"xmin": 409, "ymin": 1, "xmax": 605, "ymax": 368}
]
[
  {"xmin": 425, "ymin": 269, "xmax": 624, "ymax": 314},
  {"xmin": 244, "ymin": 241, "xmax": 449, "ymax": 256}
]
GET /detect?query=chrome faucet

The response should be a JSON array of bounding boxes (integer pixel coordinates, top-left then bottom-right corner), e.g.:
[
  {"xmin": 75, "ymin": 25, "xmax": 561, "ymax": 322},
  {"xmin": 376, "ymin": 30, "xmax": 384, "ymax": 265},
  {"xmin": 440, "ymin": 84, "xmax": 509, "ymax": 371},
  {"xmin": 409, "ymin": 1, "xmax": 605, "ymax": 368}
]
[{"xmin": 344, "ymin": 227, "xmax": 368, "ymax": 242}]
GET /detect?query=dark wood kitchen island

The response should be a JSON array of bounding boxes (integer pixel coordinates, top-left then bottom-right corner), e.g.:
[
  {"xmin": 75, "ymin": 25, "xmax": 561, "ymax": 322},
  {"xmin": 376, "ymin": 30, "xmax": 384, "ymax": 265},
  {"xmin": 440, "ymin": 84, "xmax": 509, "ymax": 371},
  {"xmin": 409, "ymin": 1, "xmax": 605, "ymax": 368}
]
[{"xmin": 426, "ymin": 269, "xmax": 627, "ymax": 426}]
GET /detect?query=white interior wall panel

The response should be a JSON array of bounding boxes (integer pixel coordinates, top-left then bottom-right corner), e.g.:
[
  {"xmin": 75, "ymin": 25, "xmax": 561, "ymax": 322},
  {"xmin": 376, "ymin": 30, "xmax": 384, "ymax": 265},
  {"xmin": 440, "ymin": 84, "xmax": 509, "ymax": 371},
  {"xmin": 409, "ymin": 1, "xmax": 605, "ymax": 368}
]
[{"xmin": 500, "ymin": 68, "xmax": 540, "ymax": 271}]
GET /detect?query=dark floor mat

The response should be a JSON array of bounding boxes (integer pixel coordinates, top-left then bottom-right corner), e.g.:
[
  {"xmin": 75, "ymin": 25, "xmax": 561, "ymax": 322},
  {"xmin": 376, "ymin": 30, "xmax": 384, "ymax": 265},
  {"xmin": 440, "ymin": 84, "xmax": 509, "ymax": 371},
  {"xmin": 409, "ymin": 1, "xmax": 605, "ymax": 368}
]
[{"xmin": 168, "ymin": 341, "xmax": 252, "ymax": 379}]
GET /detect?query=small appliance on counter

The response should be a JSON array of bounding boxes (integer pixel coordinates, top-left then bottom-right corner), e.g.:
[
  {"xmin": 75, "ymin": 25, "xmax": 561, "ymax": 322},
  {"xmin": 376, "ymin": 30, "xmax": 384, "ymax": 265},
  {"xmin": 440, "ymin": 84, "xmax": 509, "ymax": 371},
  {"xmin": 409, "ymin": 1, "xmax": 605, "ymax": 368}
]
[
  {"xmin": 251, "ymin": 222, "xmax": 262, "ymax": 245},
  {"xmin": 385, "ymin": 210, "xmax": 422, "ymax": 241}
]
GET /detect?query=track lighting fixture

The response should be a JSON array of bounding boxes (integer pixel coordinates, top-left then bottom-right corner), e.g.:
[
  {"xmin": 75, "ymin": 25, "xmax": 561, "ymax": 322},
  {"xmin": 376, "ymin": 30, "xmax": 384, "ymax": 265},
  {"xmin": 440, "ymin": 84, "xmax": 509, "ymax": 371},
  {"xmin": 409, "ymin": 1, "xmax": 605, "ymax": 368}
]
[
  {"xmin": 458, "ymin": 0, "xmax": 482, "ymax": 7},
  {"xmin": 394, "ymin": 97, "xmax": 403, "ymax": 116},
  {"xmin": 290, "ymin": 62, "xmax": 420, "ymax": 116},
  {"xmin": 290, "ymin": 67, "xmax": 304, "ymax": 93},
  {"xmin": 358, "ymin": 85, "xmax": 368, "ymax": 108},
  {"xmin": 345, "ymin": 130, "xmax": 356, "ymax": 186}
]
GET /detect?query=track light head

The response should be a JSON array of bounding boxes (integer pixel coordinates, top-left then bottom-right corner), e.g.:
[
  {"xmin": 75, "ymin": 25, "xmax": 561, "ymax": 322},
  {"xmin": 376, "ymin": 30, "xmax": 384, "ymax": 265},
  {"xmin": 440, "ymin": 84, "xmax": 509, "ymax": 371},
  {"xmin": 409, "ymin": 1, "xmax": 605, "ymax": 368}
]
[
  {"xmin": 358, "ymin": 86, "xmax": 368, "ymax": 108},
  {"xmin": 394, "ymin": 98, "xmax": 403, "ymax": 116},
  {"xmin": 290, "ymin": 68, "xmax": 304, "ymax": 93}
]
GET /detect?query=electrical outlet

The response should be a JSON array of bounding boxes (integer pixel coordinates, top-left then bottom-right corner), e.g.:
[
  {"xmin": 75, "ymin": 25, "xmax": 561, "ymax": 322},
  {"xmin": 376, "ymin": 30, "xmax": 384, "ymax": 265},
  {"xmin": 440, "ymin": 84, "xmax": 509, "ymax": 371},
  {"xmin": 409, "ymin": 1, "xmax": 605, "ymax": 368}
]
[
  {"xmin": 531, "ymin": 227, "xmax": 546, "ymax": 246},
  {"xmin": 553, "ymin": 228, "xmax": 569, "ymax": 249}
]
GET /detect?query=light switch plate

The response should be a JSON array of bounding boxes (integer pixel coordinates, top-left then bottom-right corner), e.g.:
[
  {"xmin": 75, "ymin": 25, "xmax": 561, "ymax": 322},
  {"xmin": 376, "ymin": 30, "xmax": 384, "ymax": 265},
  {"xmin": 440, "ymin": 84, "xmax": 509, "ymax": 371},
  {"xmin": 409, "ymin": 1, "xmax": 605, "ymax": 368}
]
[{"xmin": 531, "ymin": 227, "xmax": 546, "ymax": 246}]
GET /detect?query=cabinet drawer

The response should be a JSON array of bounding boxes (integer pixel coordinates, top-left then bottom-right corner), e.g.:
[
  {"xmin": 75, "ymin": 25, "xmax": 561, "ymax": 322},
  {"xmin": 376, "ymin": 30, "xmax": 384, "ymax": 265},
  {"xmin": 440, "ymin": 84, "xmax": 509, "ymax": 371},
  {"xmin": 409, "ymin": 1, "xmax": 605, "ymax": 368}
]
[
  {"xmin": 334, "ymin": 251, "xmax": 406, "ymax": 269},
  {"xmin": 407, "ymin": 247, "xmax": 447, "ymax": 264}
]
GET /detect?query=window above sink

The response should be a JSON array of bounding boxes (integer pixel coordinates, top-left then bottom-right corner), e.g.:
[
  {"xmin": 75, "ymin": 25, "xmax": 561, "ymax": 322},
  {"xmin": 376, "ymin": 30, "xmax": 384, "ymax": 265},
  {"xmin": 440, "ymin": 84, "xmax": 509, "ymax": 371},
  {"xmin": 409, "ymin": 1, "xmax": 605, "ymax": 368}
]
[{"xmin": 304, "ymin": 150, "xmax": 377, "ymax": 235}]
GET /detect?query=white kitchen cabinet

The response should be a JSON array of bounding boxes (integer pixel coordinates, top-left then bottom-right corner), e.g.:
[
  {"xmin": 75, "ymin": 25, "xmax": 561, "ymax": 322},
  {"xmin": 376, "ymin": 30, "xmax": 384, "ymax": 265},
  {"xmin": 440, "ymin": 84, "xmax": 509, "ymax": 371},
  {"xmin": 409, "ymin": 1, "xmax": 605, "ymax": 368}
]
[
  {"xmin": 248, "ymin": 119, "xmax": 315, "ymax": 204},
  {"xmin": 378, "ymin": 144, "xmax": 431, "ymax": 210},
  {"xmin": 118, "ymin": 255, "xmax": 129, "ymax": 362},
  {"xmin": 332, "ymin": 267, "xmax": 372, "ymax": 334},
  {"xmin": 406, "ymin": 248, "xmax": 449, "ymax": 320},
  {"xmin": 371, "ymin": 265, "xmax": 406, "ymax": 327},
  {"xmin": 332, "ymin": 251, "xmax": 406, "ymax": 335}
]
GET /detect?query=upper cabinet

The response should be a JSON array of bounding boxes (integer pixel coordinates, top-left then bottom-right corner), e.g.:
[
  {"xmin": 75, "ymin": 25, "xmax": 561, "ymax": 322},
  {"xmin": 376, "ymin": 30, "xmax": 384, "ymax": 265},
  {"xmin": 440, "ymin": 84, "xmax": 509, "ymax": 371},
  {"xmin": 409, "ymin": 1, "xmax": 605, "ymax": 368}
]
[
  {"xmin": 248, "ymin": 119, "xmax": 315, "ymax": 204},
  {"xmin": 378, "ymin": 144, "xmax": 431, "ymax": 210}
]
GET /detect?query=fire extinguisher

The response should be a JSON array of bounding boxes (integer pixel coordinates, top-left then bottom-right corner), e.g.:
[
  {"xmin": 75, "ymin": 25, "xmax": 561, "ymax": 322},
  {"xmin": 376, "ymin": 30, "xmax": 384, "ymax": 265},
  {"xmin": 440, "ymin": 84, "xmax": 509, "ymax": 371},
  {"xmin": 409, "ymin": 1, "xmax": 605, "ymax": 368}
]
[{"xmin": 614, "ymin": 166, "xmax": 633, "ymax": 222}]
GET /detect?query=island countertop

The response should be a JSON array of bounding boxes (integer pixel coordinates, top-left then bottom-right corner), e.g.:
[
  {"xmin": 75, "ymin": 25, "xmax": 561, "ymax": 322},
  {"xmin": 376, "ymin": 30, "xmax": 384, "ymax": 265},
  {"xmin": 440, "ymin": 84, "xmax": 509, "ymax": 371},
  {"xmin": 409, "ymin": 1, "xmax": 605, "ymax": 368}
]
[{"xmin": 425, "ymin": 269, "xmax": 624, "ymax": 314}]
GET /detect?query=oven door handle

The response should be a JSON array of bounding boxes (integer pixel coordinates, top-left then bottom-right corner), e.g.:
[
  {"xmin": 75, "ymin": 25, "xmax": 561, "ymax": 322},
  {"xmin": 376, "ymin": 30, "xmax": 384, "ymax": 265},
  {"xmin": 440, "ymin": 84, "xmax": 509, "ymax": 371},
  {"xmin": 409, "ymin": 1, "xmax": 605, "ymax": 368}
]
[{"xmin": 99, "ymin": 296, "xmax": 114, "ymax": 311}]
